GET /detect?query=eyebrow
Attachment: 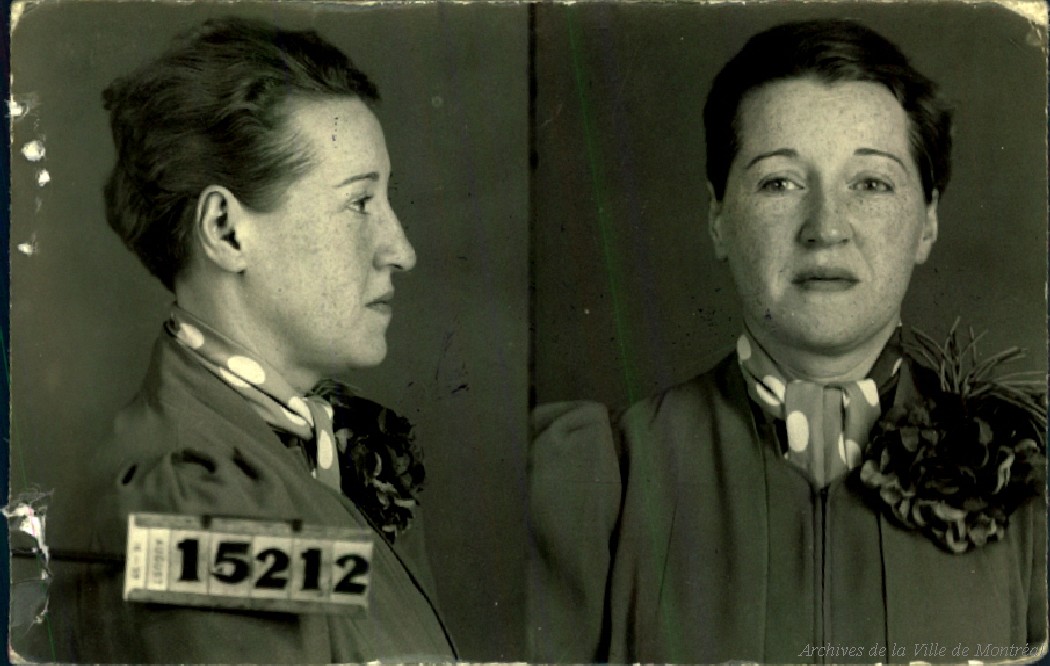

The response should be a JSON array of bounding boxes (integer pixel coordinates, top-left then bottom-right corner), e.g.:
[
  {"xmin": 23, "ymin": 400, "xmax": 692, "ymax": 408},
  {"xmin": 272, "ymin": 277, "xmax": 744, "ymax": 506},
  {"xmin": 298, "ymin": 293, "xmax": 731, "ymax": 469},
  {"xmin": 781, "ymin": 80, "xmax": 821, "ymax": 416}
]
[
  {"xmin": 853, "ymin": 147, "xmax": 907, "ymax": 171},
  {"xmin": 743, "ymin": 147, "xmax": 909, "ymax": 172},
  {"xmin": 744, "ymin": 148, "xmax": 798, "ymax": 170},
  {"xmin": 334, "ymin": 172, "xmax": 380, "ymax": 188}
]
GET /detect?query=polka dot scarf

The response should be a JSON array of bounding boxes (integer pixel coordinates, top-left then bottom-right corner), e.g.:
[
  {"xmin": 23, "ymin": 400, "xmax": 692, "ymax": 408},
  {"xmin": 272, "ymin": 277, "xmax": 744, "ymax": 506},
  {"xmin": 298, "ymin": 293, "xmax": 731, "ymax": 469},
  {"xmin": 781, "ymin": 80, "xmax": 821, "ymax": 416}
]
[
  {"xmin": 166, "ymin": 305, "xmax": 342, "ymax": 493},
  {"xmin": 736, "ymin": 328, "xmax": 904, "ymax": 487}
]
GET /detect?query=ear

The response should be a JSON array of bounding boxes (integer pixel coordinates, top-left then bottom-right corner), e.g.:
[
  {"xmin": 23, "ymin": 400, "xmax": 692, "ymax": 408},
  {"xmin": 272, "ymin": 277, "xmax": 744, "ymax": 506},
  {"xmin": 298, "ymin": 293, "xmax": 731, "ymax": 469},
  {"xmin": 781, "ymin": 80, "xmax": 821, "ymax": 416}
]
[
  {"xmin": 707, "ymin": 182, "xmax": 729, "ymax": 261},
  {"xmin": 194, "ymin": 186, "xmax": 248, "ymax": 274},
  {"xmin": 913, "ymin": 189, "xmax": 939, "ymax": 265}
]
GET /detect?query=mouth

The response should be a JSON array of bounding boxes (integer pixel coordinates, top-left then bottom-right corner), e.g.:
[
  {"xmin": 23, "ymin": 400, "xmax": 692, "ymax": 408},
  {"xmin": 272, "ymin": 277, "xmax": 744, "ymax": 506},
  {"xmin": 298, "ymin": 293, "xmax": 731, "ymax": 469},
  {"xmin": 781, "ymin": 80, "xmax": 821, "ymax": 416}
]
[
  {"xmin": 367, "ymin": 291, "xmax": 395, "ymax": 313},
  {"xmin": 791, "ymin": 269, "xmax": 859, "ymax": 292}
]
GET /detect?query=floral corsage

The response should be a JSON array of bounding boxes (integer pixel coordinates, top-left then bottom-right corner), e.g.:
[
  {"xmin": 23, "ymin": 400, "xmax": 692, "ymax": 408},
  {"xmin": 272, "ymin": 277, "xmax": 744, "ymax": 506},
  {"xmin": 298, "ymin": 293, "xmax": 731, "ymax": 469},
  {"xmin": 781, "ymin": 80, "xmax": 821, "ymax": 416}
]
[
  {"xmin": 859, "ymin": 322, "xmax": 1047, "ymax": 554},
  {"xmin": 311, "ymin": 380, "xmax": 425, "ymax": 542}
]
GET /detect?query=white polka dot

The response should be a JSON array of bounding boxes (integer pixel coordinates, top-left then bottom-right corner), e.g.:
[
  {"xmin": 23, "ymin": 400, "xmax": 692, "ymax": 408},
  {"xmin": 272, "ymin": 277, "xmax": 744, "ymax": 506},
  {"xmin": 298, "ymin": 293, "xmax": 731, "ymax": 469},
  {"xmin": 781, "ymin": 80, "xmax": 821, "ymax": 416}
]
[
  {"xmin": 317, "ymin": 430, "xmax": 334, "ymax": 469},
  {"xmin": 736, "ymin": 335, "xmax": 752, "ymax": 361},
  {"xmin": 175, "ymin": 322, "xmax": 205, "ymax": 349},
  {"xmin": 858, "ymin": 379, "xmax": 880, "ymax": 407},
  {"xmin": 287, "ymin": 396, "xmax": 313, "ymax": 425},
  {"xmin": 839, "ymin": 436, "xmax": 862, "ymax": 467},
  {"xmin": 755, "ymin": 383, "xmax": 781, "ymax": 408},
  {"xmin": 281, "ymin": 407, "xmax": 308, "ymax": 427},
  {"xmin": 892, "ymin": 358, "xmax": 903, "ymax": 375},
  {"xmin": 842, "ymin": 392, "xmax": 852, "ymax": 408},
  {"xmin": 786, "ymin": 411, "xmax": 810, "ymax": 452},
  {"xmin": 228, "ymin": 356, "xmax": 266, "ymax": 385},
  {"xmin": 218, "ymin": 367, "xmax": 249, "ymax": 389},
  {"xmin": 763, "ymin": 375, "xmax": 786, "ymax": 402}
]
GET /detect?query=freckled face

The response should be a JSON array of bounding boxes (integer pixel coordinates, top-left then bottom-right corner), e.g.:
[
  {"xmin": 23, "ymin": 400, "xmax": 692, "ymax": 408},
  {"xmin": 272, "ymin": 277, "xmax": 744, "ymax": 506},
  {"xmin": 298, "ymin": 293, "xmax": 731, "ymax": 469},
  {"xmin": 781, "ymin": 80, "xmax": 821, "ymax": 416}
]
[
  {"xmin": 241, "ymin": 97, "xmax": 416, "ymax": 384},
  {"xmin": 709, "ymin": 78, "xmax": 938, "ymax": 356}
]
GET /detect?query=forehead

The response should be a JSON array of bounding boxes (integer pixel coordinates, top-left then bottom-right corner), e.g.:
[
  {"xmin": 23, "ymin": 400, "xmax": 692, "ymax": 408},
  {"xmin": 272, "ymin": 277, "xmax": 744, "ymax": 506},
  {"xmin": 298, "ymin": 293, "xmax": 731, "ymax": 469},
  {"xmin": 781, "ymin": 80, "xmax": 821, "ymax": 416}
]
[
  {"xmin": 734, "ymin": 78, "xmax": 912, "ymax": 159},
  {"xmin": 284, "ymin": 95, "xmax": 388, "ymax": 175}
]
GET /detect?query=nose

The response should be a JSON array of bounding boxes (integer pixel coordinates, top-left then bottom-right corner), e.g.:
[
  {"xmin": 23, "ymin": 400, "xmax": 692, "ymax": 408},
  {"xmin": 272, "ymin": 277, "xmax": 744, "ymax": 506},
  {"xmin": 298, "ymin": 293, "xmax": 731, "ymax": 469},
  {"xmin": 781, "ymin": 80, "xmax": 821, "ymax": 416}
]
[
  {"xmin": 377, "ymin": 208, "xmax": 417, "ymax": 272},
  {"xmin": 797, "ymin": 188, "xmax": 852, "ymax": 247}
]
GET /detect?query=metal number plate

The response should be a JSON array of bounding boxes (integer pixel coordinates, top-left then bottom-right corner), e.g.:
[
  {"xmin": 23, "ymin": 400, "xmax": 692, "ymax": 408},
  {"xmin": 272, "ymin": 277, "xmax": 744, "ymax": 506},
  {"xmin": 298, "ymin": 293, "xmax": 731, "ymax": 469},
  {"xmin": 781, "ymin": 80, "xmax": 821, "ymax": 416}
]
[{"xmin": 124, "ymin": 513, "xmax": 373, "ymax": 614}]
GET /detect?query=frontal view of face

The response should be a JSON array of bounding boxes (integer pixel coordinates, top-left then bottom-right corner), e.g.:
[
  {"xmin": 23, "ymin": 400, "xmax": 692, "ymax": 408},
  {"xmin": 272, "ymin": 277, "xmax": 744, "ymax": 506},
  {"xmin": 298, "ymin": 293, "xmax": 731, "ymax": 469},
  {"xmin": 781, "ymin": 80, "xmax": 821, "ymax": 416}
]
[
  {"xmin": 710, "ymin": 78, "xmax": 938, "ymax": 360},
  {"xmin": 241, "ymin": 96, "xmax": 416, "ymax": 387}
]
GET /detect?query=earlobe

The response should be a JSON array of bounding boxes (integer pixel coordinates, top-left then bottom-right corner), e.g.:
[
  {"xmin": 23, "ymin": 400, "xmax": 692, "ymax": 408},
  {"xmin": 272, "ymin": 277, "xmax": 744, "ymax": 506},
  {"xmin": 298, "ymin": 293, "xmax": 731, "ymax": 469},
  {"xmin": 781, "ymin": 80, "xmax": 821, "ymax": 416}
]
[
  {"xmin": 707, "ymin": 182, "xmax": 728, "ymax": 261},
  {"xmin": 195, "ymin": 186, "xmax": 248, "ymax": 274},
  {"xmin": 914, "ymin": 190, "xmax": 939, "ymax": 264}
]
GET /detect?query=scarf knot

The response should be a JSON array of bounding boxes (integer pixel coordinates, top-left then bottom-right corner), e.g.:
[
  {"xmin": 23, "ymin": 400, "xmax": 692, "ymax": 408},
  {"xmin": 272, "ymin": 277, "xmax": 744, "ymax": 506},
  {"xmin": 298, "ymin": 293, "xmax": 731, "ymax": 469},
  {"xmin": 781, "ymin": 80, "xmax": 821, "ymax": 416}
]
[{"xmin": 736, "ymin": 330, "xmax": 903, "ymax": 487}]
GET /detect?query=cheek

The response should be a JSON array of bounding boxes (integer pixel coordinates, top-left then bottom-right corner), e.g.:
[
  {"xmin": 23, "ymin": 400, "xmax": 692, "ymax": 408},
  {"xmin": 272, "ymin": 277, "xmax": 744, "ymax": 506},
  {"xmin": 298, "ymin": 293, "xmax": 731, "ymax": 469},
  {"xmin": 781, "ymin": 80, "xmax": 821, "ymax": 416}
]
[
  {"xmin": 315, "ymin": 232, "xmax": 374, "ymax": 299},
  {"xmin": 856, "ymin": 200, "xmax": 929, "ymax": 268},
  {"xmin": 727, "ymin": 217, "xmax": 792, "ymax": 282}
]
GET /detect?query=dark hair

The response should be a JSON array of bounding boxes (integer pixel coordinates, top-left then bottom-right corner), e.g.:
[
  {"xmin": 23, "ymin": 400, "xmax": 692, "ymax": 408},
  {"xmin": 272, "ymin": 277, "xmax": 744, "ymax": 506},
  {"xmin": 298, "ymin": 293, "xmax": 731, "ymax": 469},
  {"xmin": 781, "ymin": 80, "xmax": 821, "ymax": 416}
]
[
  {"xmin": 103, "ymin": 17, "xmax": 379, "ymax": 291},
  {"xmin": 703, "ymin": 19, "xmax": 953, "ymax": 204}
]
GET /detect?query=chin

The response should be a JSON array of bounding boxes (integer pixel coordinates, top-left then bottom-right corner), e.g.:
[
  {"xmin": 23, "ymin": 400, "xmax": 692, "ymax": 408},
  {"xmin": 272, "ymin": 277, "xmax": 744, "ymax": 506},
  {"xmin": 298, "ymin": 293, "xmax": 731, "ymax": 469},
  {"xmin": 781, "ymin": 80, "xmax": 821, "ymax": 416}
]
[
  {"xmin": 348, "ymin": 340, "xmax": 389, "ymax": 368},
  {"xmin": 755, "ymin": 310, "xmax": 868, "ymax": 354},
  {"xmin": 793, "ymin": 320, "xmax": 895, "ymax": 355}
]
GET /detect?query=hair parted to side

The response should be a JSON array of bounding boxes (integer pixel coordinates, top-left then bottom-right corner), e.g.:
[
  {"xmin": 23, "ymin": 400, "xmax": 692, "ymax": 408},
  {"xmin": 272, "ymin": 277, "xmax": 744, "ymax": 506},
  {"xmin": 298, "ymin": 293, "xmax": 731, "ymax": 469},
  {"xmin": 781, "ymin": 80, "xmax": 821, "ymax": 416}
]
[
  {"xmin": 703, "ymin": 19, "xmax": 953, "ymax": 204},
  {"xmin": 103, "ymin": 17, "xmax": 379, "ymax": 291}
]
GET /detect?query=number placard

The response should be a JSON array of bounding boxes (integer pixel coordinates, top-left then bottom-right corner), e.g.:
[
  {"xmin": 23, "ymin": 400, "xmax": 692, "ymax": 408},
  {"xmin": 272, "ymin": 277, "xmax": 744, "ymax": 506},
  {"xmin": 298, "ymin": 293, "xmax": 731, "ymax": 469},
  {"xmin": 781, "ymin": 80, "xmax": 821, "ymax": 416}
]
[{"xmin": 124, "ymin": 513, "xmax": 374, "ymax": 615}]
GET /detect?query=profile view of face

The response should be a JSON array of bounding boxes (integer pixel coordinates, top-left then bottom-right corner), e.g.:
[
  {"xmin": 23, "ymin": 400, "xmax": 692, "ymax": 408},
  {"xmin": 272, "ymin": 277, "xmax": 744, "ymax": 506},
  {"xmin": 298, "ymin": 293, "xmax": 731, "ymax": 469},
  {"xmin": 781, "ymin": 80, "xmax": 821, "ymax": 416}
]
[
  {"xmin": 240, "ymin": 96, "xmax": 417, "ymax": 383},
  {"xmin": 709, "ymin": 78, "xmax": 938, "ymax": 356}
]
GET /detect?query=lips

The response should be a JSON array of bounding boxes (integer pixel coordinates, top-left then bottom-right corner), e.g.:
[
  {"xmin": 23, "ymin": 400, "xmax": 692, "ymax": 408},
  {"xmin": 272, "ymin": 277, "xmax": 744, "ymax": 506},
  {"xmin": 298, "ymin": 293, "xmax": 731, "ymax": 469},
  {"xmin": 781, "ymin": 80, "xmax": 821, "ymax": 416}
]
[
  {"xmin": 367, "ymin": 291, "xmax": 395, "ymax": 312},
  {"xmin": 792, "ymin": 268, "xmax": 859, "ymax": 291}
]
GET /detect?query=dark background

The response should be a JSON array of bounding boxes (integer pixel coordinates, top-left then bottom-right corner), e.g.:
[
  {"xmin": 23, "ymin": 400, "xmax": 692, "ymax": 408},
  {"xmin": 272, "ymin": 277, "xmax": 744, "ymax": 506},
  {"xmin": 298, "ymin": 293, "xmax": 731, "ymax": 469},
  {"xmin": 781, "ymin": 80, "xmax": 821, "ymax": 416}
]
[
  {"xmin": 532, "ymin": 2, "xmax": 1047, "ymax": 409},
  {"xmin": 9, "ymin": 2, "xmax": 527, "ymax": 660}
]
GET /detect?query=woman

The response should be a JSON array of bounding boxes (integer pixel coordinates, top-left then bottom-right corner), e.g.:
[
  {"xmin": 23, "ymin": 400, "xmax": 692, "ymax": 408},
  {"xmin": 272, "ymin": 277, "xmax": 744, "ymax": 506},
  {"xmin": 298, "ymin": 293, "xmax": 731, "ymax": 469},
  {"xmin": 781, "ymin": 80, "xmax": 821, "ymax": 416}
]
[
  {"xmin": 529, "ymin": 19, "xmax": 1046, "ymax": 663},
  {"xmin": 45, "ymin": 18, "xmax": 456, "ymax": 662}
]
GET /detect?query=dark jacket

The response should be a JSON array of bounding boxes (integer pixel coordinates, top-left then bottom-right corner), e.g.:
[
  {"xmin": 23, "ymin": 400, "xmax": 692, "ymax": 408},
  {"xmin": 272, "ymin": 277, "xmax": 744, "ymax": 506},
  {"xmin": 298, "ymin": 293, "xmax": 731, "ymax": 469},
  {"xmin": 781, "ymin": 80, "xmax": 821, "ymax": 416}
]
[
  {"xmin": 47, "ymin": 333, "xmax": 456, "ymax": 663},
  {"xmin": 529, "ymin": 355, "xmax": 1046, "ymax": 663}
]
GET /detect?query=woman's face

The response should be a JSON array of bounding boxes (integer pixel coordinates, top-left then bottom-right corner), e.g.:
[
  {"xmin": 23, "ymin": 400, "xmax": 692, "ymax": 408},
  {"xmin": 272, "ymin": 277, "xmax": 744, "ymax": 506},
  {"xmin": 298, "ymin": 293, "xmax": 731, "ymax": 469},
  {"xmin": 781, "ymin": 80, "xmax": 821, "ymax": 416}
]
[
  {"xmin": 239, "ymin": 96, "xmax": 416, "ymax": 388},
  {"xmin": 709, "ymin": 78, "xmax": 938, "ymax": 357}
]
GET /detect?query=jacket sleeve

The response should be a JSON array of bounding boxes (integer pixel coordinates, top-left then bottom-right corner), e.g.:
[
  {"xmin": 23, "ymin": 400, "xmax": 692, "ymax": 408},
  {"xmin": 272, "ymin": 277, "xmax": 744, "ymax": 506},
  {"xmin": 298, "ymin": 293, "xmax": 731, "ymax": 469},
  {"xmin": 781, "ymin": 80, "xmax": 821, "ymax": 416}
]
[
  {"xmin": 527, "ymin": 401, "xmax": 623, "ymax": 662},
  {"xmin": 49, "ymin": 444, "xmax": 339, "ymax": 664}
]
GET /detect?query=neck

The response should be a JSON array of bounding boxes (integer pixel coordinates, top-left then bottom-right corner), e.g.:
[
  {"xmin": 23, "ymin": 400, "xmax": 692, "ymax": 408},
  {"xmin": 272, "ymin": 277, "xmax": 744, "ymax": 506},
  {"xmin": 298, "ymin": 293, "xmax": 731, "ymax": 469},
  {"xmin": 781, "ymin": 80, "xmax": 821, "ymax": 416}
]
[
  {"xmin": 747, "ymin": 320, "xmax": 899, "ymax": 383},
  {"xmin": 174, "ymin": 279, "xmax": 320, "ymax": 393}
]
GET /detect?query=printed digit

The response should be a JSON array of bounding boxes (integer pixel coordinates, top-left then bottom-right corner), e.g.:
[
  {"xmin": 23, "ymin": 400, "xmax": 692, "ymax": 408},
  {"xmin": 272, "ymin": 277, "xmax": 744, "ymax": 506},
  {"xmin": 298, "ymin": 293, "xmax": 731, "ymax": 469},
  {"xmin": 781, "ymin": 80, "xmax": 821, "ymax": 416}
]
[
  {"xmin": 176, "ymin": 538, "xmax": 201, "ymax": 582},
  {"xmin": 212, "ymin": 541, "xmax": 251, "ymax": 584},
  {"xmin": 301, "ymin": 547, "xmax": 322, "ymax": 591},
  {"xmin": 255, "ymin": 548, "xmax": 290, "ymax": 590},
  {"xmin": 333, "ymin": 554, "xmax": 370, "ymax": 595}
]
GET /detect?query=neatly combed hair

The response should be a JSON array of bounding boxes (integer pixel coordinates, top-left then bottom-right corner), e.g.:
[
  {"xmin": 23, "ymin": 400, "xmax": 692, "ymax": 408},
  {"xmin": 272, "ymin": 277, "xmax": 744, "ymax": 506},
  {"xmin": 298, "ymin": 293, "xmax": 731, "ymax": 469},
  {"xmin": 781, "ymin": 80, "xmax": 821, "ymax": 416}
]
[
  {"xmin": 704, "ymin": 19, "xmax": 953, "ymax": 204},
  {"xmin": 103, "ymin": 17, "xmax": 379, "ymax": 291}
]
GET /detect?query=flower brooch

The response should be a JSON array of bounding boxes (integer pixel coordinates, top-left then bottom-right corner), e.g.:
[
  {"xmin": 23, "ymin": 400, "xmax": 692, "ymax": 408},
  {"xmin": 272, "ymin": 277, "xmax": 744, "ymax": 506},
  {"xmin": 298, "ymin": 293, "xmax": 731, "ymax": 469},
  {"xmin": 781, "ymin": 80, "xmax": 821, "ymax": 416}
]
[{"xmin": 859, "ymin": 321, "xmax": 1046, "ymax": 553}]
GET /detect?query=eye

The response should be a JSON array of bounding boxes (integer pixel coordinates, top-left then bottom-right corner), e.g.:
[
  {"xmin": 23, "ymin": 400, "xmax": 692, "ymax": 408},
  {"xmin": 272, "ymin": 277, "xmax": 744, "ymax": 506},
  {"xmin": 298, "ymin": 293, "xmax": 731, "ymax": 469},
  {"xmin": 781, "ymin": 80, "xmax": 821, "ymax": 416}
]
[
  {"xmin": 758, "ymin": 177, "xmax": 803, "ymax": 193},
  {"xmin": 851, "ymin": 177, "xmax": 894, "ymax": 193},
  {"xmin": 346, "ymin": 195, "xmax": 374, "ymax": 214}
]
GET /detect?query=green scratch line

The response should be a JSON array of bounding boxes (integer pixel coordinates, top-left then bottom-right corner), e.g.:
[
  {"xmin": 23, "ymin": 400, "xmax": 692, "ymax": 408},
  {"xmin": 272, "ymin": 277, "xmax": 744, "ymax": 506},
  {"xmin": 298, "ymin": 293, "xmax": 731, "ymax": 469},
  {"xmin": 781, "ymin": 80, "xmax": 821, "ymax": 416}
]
[
  {"xmin": 567, "ymin": 10, "xmax": 641, "ymax": 405},
  {"xmin": 567, "ymin": 10, "xmax": 687, "ymax": 658}
]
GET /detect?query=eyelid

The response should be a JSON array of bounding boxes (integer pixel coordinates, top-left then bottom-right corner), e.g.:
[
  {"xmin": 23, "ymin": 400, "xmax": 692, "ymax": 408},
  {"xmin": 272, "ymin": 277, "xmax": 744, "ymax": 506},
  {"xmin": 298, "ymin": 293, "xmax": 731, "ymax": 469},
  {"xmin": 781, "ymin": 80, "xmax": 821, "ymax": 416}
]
[
  {"xmin": 345, "ymin": 193, "xmax": 375, "ymax": 213},
  {"xmin": 849, "ymin": 175, "xmax": 895, "ymax": 193},
  {"xmin": 757, "ymin": 175, "xmax": 805, "ymax": 193}
]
